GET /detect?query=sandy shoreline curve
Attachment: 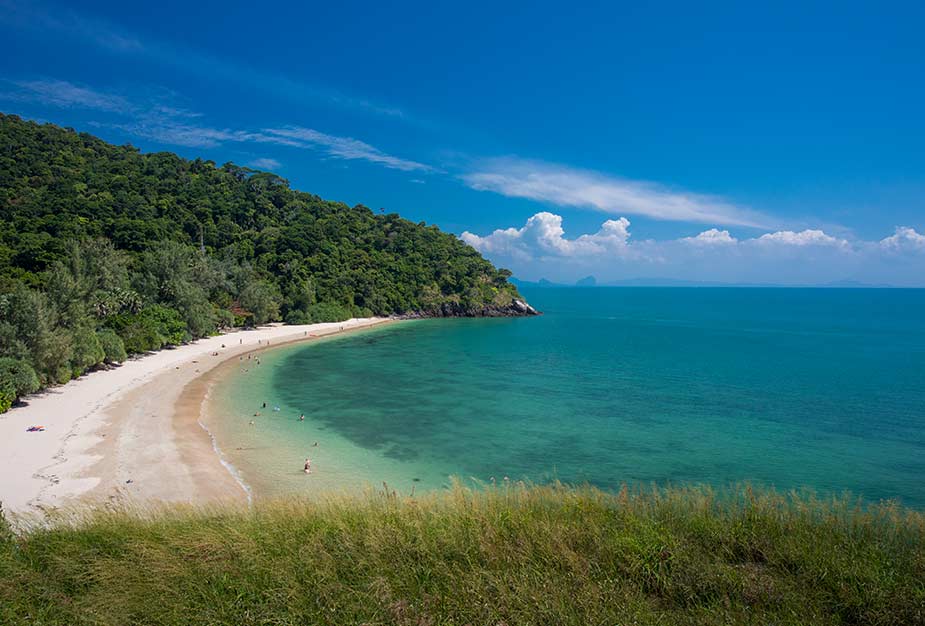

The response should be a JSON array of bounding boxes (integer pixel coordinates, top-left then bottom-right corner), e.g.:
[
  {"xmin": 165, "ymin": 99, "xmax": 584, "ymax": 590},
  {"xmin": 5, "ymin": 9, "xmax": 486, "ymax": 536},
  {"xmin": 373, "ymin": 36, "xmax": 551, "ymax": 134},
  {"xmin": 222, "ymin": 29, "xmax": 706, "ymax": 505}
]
[{"xmin": 0, "ymin": 318, "xmax": 391, "ymax": 519}]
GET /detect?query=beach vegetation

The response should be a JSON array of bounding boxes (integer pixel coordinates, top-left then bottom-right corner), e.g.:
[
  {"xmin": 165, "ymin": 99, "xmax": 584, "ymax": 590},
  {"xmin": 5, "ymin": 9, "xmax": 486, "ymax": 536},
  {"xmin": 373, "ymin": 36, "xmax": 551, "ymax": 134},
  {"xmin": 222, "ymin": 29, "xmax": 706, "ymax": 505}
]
[
  {"xmin": 0, "ymin": 357, "xmax": 39, "ymax": 412},
  {"xmin": 306, "ymin": 301, "xmax": 354, "ymax": 323},
  {"xmin": 0, "ymin": 113, "xmax": 524, "ymax": 411},
  {"xmin": 0, "ymin": 483, "xmax": 922, "ymax": 625},
  {"xmin": 95, "ymin": 329, "xmax": 127, "ymax": 364},
  {"xmin": 104, "ymin": 305, "xmax": 189, "ymax": 354}
]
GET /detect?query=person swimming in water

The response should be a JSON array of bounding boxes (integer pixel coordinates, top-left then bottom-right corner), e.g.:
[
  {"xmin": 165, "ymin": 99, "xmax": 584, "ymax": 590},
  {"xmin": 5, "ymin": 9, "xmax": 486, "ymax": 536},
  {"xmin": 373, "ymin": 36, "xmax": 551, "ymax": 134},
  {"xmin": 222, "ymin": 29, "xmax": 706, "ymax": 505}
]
[
  {"xmin": 304, "ymin": 458, "xmax": 312, "ymax": 474},
  {"xmin": 299, "ymin": 413, "xmax": 305, "ymax": 421}
]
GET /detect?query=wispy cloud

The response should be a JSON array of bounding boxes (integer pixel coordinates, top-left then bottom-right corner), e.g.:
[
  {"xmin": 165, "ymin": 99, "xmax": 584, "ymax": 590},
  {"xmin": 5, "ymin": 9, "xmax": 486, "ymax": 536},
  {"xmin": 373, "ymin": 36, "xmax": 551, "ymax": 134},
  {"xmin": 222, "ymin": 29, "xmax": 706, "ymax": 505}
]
[
  {"xmin": 248, "ymin": 157, "xmax": 281, "ymax": 170},
  {"xmin": 3, "ymin": 79, "xmax": 132, "ymax": 113},
  {"xmin": 0, "ymin": 0, "xmax": 142, "ymax": 52},
  {"xmin": 105, "ymin": 120, "xmax": 302, "ymax": 149},
  {"xmin": 264, "ymin": 127, "xmax": 431, "ymax": 172},
  {"xmin": 462, "ymin": 157, "xmax": 772, "ymax": 228},
  {"xmin": 0, "ymin": 1, "xmax": 412, "ymax": 123},
  {"xmin": 4, "ymin": 78, "xmax": 428, "ymax": 172}
]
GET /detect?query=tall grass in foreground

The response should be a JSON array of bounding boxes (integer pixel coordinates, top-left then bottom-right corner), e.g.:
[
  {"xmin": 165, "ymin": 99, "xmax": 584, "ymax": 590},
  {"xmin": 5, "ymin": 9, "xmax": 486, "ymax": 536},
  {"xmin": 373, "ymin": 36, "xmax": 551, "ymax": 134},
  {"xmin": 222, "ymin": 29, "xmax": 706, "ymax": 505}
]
[{"xmin": 1, "ymin": 483, "xmax": 924, "ymax": 625}]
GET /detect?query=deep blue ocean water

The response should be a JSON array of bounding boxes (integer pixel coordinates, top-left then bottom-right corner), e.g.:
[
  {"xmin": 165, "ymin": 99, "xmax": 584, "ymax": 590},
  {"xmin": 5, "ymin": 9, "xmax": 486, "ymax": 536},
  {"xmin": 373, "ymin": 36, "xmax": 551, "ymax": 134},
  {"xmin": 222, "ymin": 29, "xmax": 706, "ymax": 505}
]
[{"xmin": 212, "ymin": 288, "xmax": 925, "ymax": 506}]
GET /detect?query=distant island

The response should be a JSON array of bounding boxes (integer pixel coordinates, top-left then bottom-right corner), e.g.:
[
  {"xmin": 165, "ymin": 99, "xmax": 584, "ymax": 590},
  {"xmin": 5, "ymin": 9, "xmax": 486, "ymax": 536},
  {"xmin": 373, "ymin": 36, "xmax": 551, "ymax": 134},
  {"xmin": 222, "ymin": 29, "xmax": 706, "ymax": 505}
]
[
  {"xmin": 513, "ymin": 277, "xmax": 897, "ymax": 288},
  {"xmin": 0, "ymin": 113, "xmax": 535, "ymax": 411}
]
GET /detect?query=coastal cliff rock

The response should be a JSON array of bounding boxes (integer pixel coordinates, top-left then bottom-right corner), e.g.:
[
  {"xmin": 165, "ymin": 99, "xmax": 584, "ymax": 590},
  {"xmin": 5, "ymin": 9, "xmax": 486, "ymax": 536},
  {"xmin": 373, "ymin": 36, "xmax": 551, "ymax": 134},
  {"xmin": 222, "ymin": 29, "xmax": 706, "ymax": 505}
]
[{"xmin": 406, "ymin": 299, "xmax": 540, "ymax": 319}]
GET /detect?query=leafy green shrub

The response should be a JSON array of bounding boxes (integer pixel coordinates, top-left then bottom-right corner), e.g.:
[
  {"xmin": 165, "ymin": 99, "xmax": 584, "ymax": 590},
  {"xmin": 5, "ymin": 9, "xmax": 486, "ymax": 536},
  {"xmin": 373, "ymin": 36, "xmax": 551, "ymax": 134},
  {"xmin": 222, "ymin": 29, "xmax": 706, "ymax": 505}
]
[
  {"xmin": 0, "ymin": 357, "xmax": 40, "ymax": 412},
  {"xmin": 106, "ymin": 305, "xmax": 189, "ymax": 354},
  {"xmin": 96, "ymin": 329, "xmax": 127, "ymax": 364},
  {"xmin": 0, "ymin": 387, "xmax": 13, "ymax": 413},
  {"xmin": 69, "ymin": 323, "xmax": 105, "ymax": 376},
  {"xmin": 0, "ymin": 358, "xmax": 41, "ymax": 397},
  {"xmin": 239, "ymin": 280, "xmax": 281, "ymax": 325},
  {"xmin": 308, "ymin": 301, "xmax": 353, "ymax": 323},
  {"xmin": 114, "ymin": 319, "xmax": 162, "ymax": 354},
  {"xmin": 179, "ymin": 301, "xmax": 217, "ymax": 339},
  {"xmin": 284, "ymin": 310, "xmax": 310, "ymax": 325},
  {"xmin": 214, "ymin": 309, "xmax": 235, "ymax": 330}
]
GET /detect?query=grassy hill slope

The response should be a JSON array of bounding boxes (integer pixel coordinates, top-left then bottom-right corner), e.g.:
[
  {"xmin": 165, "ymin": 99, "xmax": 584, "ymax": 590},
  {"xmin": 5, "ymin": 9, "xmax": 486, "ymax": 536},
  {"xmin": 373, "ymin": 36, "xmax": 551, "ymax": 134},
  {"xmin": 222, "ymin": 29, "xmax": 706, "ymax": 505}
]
[{"xmin": 1, "ymin": 484, "xmax": 923, "ymax": 625}]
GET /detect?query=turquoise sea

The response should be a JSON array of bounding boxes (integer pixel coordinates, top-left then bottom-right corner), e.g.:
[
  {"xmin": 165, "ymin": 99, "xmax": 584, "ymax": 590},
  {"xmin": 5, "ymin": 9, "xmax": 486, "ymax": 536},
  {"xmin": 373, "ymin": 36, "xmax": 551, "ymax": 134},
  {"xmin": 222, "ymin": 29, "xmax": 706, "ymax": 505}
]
[{"xmin": 208, "ymin": 288, "xmax": 925, "ymax": 507}]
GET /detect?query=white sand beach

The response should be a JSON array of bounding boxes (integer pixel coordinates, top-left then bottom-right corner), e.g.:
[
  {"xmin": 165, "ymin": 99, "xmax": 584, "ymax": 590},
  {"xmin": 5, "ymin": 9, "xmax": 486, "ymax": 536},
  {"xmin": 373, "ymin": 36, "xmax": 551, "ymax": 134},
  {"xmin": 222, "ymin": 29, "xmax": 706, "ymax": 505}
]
[{"xmin": 0, "ymin": 318, "xmax": 390, "ymax": 519}]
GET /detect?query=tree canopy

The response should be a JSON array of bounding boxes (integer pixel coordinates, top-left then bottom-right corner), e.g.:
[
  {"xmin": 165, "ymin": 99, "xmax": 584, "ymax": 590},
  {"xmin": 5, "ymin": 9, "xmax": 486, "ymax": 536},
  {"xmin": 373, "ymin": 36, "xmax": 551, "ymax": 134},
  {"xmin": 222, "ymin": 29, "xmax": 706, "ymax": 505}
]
[{"xmin": 0, "ymin": 113, "xmax": 526, "ymax": 409}]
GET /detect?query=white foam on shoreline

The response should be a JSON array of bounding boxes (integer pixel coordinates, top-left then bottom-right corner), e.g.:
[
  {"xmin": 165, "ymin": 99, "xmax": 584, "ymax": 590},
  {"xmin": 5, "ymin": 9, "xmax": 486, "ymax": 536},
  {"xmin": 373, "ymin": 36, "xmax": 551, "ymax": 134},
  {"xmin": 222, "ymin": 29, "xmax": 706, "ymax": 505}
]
[{"xmin": 198, "ymin": 381, "xmax": 252, "ymax": 505}]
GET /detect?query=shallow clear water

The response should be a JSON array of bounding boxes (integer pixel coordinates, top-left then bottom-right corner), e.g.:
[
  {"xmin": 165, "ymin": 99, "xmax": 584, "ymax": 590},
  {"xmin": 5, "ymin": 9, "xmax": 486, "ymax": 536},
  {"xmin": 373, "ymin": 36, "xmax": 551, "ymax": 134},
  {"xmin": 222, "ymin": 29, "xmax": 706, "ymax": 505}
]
[{"xmin": 209, "ymin": 288, "xmax": 925, "ymax": 506}]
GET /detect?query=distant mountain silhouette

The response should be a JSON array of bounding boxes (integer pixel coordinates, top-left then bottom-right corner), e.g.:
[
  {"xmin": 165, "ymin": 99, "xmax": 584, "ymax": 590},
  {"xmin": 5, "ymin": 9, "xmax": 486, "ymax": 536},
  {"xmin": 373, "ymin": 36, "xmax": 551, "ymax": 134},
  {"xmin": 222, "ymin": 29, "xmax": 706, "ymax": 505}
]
[{"xmin": 510, "ymin": 277, "xmax": 898, "ymax": 288}]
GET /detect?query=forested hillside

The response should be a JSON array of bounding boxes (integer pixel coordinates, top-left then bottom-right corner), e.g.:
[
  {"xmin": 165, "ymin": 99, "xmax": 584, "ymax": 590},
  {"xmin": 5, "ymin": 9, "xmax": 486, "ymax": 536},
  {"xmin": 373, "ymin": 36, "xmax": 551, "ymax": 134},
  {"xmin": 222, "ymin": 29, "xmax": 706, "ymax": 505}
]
[{"xmin": 0, "ymin": 113, "xmax": 531, "ymax": 410}]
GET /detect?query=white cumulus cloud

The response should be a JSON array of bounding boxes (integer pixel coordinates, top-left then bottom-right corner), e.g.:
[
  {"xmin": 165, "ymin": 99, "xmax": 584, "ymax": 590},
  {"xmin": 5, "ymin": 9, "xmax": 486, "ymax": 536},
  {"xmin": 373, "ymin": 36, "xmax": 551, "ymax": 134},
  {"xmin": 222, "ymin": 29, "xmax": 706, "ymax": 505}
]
[
  {"xmin": 461, "ymin": 212, "xmax": 636, "ymax": 260},
  {"xmin": 755, "ymin": 229, "xmax": 846, "ymax": 246},
  {"xmin": 460, "ymin": 213, "xmax": 925, "ymax": 286},
  {"xmin": 880, "ymin": 226, "xmax": 925, "ymax": 252},
  {"xmin": 682, "ymin": 228, "xmax": 737, "ymax": 245}
]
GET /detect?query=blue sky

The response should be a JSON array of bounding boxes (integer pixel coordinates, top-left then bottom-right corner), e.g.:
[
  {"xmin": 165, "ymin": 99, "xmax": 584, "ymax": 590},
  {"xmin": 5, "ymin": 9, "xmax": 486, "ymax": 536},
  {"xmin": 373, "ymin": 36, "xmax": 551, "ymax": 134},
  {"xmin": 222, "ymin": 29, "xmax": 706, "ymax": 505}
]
[{"xmin": 2, "ymin": 0, "xmax": 924, "ymax": 285}]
